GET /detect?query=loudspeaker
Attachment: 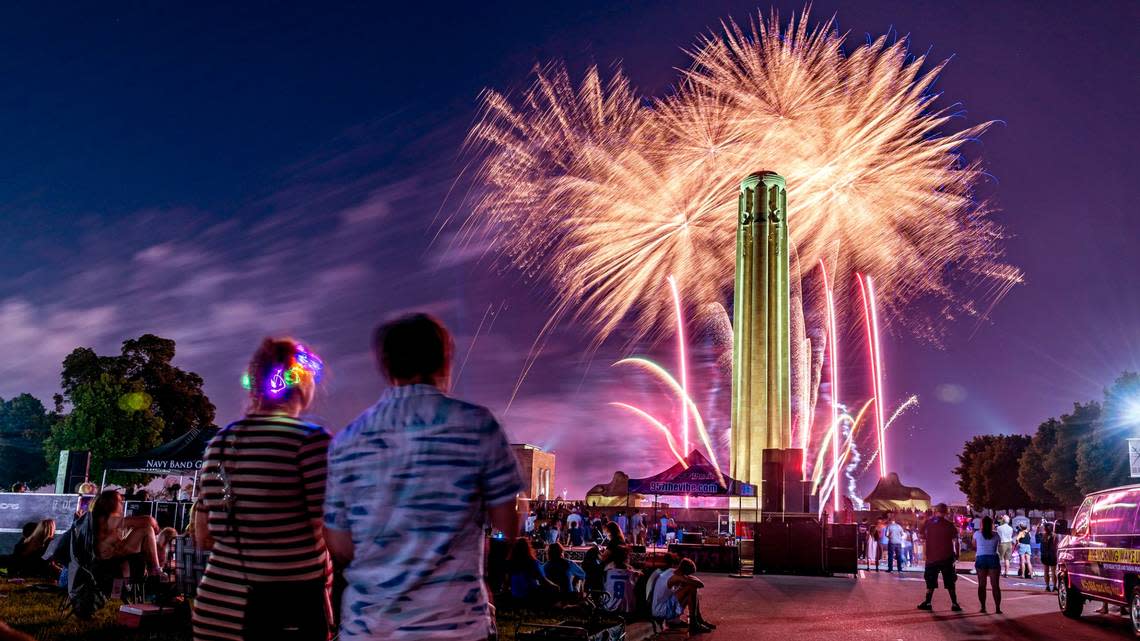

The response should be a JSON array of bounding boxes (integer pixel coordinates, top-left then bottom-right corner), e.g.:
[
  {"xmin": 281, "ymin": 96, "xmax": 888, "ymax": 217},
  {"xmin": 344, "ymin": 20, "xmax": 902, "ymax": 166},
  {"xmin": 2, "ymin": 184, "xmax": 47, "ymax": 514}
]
[
  {"xmin": 827, "ymin": 523, "xmax": 859, "ymax": 574},
  {"xmin": 755, "ymin": 515, "xmax": 826, "ymax": 575},
  {"xmin": 56, "ymin": 450, "xmax": 90, "ymax": 493},
  {"xmin": 762, "ymin": 450, "xmax": 785, "ymax": 513}
]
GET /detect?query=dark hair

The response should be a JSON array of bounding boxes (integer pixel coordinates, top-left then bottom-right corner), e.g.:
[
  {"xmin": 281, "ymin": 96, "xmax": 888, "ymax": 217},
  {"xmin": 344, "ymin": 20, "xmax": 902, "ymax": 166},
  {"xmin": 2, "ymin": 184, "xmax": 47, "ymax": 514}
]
[
  {"xmin": 92, "ymin": 489, "xmax": 122, "ymax": 539},
  {"xmin": 507, "ymin": 538, "xmax": 536, "ymax": 572},
  {"xmin": 1044, "ymin": 521, "xmax": 1054, "ymax": 536},
  {"xmin": 678, "ymin": 558, "xmax": 696, "ymax": 575},
  {"xmin": 373, "ymin": 314, "xmax": 453, "ymax": 384},
  {"xmin": 981, "ymin": 515, "xmax": 994, "ymax": 540},
  {"xmin": 609, "ymin": 545, "xmax": 630, "ymax": 568},
  {"xmin": 605, "ymin": 522, "xmax": 625, "ymax": 544},
  {"xmin": 547, "ymin": 542, "xmax": 564, "ymax": 560},
  {"xmin": 21, "ymin": 522, "xmax": 37, "ymax": 538}
]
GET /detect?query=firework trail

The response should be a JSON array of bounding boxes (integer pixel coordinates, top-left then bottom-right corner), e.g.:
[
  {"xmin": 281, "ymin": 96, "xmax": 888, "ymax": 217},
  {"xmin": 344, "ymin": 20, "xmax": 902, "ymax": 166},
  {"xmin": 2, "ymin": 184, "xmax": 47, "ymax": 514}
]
[
  {"xmin": 613, "ymin": 357, "xmax": 724, "ymax": 484},
  {"xmin": 820, "ymin": 259, "xmax": 841, "ymax": 511},
  {"xmin": 858, "ymin": 273, "xmax": 888, "ymax": 477},
  {"xmin": 464, "ymin": 7, "xmax": 1021, "ymax": 344},
  {"xmin": 668, "ymin": 275, "xmax": 691, "ymax": 456},
  {"xmin": 862, "ymin": 395, "xmax": 920, "ymax": 473},
  {"xmin": 609, "ymin": 402, "xmax": 688, "ymax": 467}
]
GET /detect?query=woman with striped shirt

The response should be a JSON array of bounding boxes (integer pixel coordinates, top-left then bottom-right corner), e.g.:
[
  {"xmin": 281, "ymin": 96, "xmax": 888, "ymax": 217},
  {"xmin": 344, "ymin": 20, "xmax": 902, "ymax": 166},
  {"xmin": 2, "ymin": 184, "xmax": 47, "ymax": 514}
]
[{"xmin": 192, "ymin": 338, "xmax": 332, "ymax": 641}]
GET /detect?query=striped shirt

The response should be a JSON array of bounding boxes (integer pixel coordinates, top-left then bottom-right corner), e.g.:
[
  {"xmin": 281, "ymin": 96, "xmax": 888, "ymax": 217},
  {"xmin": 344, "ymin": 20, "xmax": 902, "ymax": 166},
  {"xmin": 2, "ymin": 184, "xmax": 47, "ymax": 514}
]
[
  {"xmin": 192, "ymin": 414, "xmax": 332, "ymax": 641},
  {"xmin": 325, "ymin": 384, "xmax": 523, "ymax": 640}
]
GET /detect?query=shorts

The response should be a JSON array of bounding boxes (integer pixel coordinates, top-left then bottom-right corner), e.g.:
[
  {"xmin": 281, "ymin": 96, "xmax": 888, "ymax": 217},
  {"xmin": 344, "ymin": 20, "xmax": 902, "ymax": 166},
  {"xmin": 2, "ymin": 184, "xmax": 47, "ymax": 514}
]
[
  {"xmin": 975, "ymin": 554, "xmax": 999, "ymax": 571},
  {"xmin": 924, "ymin": 560, "xmax": 957, "ymax": 590},
  {"xmin": 998, "ymin": 542, "xmax": 1013, "ymax": 561},
  {"xmin": 1018, "ymin": 544, "xmax": 1031, "ymax": 556}
]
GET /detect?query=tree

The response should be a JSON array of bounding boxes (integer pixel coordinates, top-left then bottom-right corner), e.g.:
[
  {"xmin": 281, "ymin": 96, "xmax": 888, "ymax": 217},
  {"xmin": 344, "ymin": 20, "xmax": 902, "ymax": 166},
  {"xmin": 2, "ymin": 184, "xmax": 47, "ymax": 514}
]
[
  {"xmin": 1077, "ymin": 372, "xmax": 1140, "ymax": 494},
  {"xmin": 980, "ymin": 435, "xmax": 1033, "ymax": 510},
  {"xmin": 59, "ymin": 334, "xmax": 215, "ymax": 443},
  {"xmin": 44, "ymin": 373, "xmax": 165, "ymax": 483},
  {"xmin": 955, "ymin": 434, "xmax": 1033, "ymax": 510},
  {"xmin": 954, "ymin": 435, "xmax": 1002, "ymax": 508},
  {"xmin": 1044, "ymin": 402, "xmax": 1100, "ymax": 506},
  {"xmin": 0, "ymin": 393, "xmax": 56, "ymax": 488},
  {"xmin": 1018, "ymin": 418, "xmax": 1063, "ymax": 507}
]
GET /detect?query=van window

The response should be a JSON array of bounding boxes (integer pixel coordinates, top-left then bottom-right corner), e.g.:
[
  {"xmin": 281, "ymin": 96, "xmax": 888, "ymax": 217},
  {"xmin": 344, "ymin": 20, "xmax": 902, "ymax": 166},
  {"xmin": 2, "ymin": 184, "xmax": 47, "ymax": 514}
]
[
  {"xmin": 1073, "ymin": 497, "xmax": 1094, "ymax": 537},
  {"xmin": 1092, "ymin": 490, "xmax": 1140, "ymax": 536}
]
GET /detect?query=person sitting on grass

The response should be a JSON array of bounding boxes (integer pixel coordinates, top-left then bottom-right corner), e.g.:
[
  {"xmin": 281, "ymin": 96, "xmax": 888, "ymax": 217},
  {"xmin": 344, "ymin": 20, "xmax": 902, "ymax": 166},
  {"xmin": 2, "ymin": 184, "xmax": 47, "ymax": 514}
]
[
  {"xmin": 91, "ymin": 489, "xmax": 164, "ymax": 578},
  {"xmin": 602, "ymin": 545, "xmax": 641, "ymax": 614},
  {"xmin": 542, "ymin": 543, "xmax": 586, "ymax": 598},
  {"xmin": 507, "ymin": 538, "xmax": 560, "ymax": 606},
  {"xmin": 10, "ymin": 519, "xmax": 58, "ymax": 578},
  {"xmin": 668, "ymin": 559, "xmax": 716, "ymax": 634}
]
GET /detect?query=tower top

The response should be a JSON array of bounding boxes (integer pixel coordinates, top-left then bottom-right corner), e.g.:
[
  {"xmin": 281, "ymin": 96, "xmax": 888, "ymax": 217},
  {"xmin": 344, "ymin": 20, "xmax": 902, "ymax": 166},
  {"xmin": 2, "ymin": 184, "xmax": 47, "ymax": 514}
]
[{"xmin": 741, "ymin": 171, "xmax": 785, "ymax": 188}]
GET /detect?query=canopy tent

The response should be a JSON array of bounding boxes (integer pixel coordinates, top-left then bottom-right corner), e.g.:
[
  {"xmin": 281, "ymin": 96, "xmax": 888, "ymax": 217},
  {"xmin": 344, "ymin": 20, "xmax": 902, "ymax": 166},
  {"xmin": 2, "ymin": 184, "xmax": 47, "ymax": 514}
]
[
  {"xmin": 590, "ymin": 450, "xmax": 757, "ymax": 499},
  {"xmin": 105, "ymin": 426, "xmax": 218, "ymax": 475},
  {"xmin": 863, "ymin": 472, "xmax": 931, "ymax": 512}
]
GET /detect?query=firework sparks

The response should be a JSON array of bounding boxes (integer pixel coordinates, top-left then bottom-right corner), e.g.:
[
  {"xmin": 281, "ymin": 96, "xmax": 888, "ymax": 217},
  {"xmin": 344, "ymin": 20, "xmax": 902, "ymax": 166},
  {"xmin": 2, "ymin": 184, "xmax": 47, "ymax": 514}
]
[{"xmin": 464, "ymin": 7, "xmax": 1021, "ymax": 343}]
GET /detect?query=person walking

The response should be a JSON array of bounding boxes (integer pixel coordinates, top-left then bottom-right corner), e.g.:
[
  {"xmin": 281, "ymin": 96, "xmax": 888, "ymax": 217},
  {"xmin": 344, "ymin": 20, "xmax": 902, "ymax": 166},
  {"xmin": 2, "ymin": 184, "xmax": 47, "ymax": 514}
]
[
  {"xmin": 917, "ymin": 503, "xmax": 963, "ymax": 612},
  {"xmin": 1040, "ymin": 521, "xmax": 1059, "ymax": 591},
  {"xmin": 866, "ymin": 519, "xmax": 881, "ymax": 572},
  {"xmin": 995, "ymin": 515, "xmax": 1015, "ymax": 577},
  {"xmin": 192, "ymin": 338, "xmax": 332, "ymax": 641},
  {"xmin": 885, "ymin": 516, "xmax": 905, "ymax": 573},
  {"xmin": 323, "ymin": 314, "xmax": 523, "ymax": 641},
  {"xmin": 973, "ymin": 516, "xmax": 1002, "ymax": 614}
]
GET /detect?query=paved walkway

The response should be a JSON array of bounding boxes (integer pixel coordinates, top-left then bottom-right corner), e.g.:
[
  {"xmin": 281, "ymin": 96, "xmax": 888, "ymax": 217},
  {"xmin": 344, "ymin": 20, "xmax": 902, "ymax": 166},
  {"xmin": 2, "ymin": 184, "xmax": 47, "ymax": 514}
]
[{"xmin": 675, "ymin": 571, "xmax": 1132, "ymax": 640}]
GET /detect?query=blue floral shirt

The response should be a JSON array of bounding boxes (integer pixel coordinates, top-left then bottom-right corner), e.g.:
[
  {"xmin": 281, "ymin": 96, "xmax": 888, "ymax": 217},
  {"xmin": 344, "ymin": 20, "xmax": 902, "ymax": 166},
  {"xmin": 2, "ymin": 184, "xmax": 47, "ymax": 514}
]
[{"xmin": 324, "ymin": 384, "xmax": 522, "ymax": 640}]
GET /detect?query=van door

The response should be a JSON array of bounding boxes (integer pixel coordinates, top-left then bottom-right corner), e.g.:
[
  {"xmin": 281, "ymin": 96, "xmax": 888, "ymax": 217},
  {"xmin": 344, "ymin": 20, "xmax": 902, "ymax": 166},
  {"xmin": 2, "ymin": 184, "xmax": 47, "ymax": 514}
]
[{"xmin": 1064, "ymin": 497, "xmax": 1096, "ymax": 593}]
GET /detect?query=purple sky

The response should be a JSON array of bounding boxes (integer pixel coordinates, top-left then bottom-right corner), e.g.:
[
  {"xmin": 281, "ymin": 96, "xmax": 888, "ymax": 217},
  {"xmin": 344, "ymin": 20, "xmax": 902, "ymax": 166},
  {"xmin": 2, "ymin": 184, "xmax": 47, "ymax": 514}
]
[{"xmin": 1, "ymin": 2, "xmax": 1137, "ymax": 501}]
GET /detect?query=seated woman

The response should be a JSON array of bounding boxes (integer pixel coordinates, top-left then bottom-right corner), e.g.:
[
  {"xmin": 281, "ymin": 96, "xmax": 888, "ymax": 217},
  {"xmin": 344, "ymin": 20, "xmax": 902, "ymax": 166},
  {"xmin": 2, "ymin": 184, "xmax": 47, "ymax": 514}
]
[
  {"xmin": 156, "ymin": 527, "xmax": 178, "ymax": 574},
  {"xmin": 11, "ymin": 519, "xmax": 57, "ymax": 578},
  {"xmin": 507, "ymin": 538, "xmax": 560, "ymax": 606},
  {"xmin": 91, "ymin": 489, "xmax": 163, "ymax": 577}
]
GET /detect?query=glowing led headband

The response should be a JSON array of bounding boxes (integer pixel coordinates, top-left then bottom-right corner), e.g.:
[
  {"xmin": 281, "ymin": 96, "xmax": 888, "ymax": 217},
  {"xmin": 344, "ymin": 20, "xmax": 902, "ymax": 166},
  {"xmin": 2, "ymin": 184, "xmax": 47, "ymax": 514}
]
[{"xmin": 241, "ymin": 344, "xmax": 324, "ymax": 398}]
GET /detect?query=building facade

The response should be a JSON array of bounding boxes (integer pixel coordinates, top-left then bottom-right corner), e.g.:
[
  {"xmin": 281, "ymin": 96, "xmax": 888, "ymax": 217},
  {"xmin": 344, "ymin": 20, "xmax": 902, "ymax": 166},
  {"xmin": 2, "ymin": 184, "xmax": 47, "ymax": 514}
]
[{"xmin": 511, "ymin": 443, "xmax": 556, "ymax": 500}]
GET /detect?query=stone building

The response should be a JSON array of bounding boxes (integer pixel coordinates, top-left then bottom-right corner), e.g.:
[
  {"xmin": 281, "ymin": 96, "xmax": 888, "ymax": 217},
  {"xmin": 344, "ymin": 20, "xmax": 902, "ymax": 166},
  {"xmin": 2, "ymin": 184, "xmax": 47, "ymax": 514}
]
[{"xmin": 511, "ymin": 443, "xmax": 556, "ymax": 500}]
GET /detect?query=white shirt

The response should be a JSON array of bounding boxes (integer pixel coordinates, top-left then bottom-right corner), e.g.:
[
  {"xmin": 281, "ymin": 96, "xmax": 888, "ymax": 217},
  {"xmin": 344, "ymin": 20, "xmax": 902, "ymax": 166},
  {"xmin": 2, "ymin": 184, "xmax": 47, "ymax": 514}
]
[
  {"xmin": 525, "ymin": 515, "xmax": 536, "ymax": 533},
  {"xmin": 615, "ymin": 515, "xmax": 629, "ymax": 535},
  {"xmin": 650, "ymin": 568, "xmax": 680, "ymax": 618},
  {"xmin": 996, "ymin": 523, "xmax": 1015, "ymax": 543},
  {"xmin": 886, "ymin": 523, "xmax": 905, "ymax": 545},
  {"xmin": 974, "ymin": 530, "xmax": 1000, "ymax": 556}
]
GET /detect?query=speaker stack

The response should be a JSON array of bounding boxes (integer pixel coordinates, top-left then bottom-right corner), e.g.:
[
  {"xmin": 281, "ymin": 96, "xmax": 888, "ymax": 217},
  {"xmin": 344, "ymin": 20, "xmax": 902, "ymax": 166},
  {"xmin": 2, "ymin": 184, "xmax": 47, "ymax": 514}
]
[{"xmin": 55, "ymin": 450, "xmax": 91, "ymax": 494}]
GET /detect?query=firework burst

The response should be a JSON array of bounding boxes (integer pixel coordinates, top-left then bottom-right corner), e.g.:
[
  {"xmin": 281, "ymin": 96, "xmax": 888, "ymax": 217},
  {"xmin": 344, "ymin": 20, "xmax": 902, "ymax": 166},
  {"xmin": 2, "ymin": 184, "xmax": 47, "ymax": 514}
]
[{"xmin": 463, "ymin": 7, "xmax": 1020, "ymax": 341}]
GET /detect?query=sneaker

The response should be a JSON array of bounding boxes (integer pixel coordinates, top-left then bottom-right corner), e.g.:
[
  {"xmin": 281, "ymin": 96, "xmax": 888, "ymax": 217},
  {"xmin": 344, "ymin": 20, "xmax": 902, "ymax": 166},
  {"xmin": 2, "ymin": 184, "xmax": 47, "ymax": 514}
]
[
  {"xmin": 917, "ymin": 602, "xmax": 933, "ymax": 611},
  {"xmin": 951, "ymin": 604, "xmax": 963, "ymax": 612}
]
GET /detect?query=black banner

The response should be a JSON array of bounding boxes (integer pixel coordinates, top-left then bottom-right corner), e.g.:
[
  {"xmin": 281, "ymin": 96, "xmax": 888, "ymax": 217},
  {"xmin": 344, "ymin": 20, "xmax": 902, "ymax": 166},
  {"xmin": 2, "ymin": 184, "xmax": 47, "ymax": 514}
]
[{"xmin": 0, "ymin": 492, "xmax": 80, "ymax": 532}]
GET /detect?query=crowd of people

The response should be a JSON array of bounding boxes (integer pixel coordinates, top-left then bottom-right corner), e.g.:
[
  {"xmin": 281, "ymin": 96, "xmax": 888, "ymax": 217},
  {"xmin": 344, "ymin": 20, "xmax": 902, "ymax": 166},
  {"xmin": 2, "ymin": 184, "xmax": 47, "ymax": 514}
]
[
  {"xmin": 524, "ymin": 503, "xmax": 688, "ymax": 548},
  {"xmin": 1, "ymin": 313, "xmax": 717, "ymax": 641}
]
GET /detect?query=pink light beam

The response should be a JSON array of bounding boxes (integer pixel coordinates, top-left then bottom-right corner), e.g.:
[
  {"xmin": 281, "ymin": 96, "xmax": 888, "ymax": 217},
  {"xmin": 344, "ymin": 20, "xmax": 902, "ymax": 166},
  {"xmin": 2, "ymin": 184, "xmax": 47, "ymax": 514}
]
[
  {"xmin": 820, "ymin": 260, "xmax": 841, "ymax": 511},
  {"xmin": 668, "ymin": 275, "xmax": 689, "ymax": 459},
  {"xmin": 858, "ymin": 273, "xmax": 888, "ymax": 478}
]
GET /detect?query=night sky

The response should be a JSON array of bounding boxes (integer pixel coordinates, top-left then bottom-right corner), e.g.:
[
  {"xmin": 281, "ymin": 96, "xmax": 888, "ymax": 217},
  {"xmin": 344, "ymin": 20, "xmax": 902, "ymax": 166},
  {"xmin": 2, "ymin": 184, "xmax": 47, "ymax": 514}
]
[{"xmin": 2, "ymin": 2, "xmax": 1137, "ymax": 501}]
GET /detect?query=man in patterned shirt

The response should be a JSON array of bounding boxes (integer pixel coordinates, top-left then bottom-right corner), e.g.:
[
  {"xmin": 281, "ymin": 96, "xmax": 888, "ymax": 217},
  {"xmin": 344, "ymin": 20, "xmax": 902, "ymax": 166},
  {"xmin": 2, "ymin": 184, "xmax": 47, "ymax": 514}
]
[{"xmin": 325, "ymin": 313, "xmax": 522, "ymax": 640}]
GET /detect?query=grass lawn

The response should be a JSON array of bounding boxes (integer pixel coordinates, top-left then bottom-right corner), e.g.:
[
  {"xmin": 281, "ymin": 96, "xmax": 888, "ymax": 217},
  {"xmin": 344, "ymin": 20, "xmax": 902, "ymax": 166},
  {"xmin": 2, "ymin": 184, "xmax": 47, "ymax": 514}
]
[
  {"xmin": 0, "ymin": 580, "xmax": 191, "ymax": 641},
  {"xmin": 1, "ymin": 580, "xmax": 621, "ymax": 641}
]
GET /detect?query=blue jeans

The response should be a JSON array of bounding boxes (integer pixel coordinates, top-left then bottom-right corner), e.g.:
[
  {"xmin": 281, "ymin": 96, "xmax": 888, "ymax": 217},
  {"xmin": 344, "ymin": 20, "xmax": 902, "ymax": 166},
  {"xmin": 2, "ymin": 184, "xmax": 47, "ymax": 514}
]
[{"xmin": 887, "ymin": 543, "xmax": 904, "ymax": 571}]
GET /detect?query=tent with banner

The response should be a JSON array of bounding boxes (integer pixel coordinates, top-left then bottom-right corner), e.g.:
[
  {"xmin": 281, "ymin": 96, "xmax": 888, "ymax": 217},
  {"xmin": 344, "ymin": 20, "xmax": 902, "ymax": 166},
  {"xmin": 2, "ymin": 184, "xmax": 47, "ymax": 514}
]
[
  {"xmin": 587, "ymin": 450, "xmax": 757, "ymax": 503},
  {"xmin": 102, "ymin": 426, "xmax": 219, "ymax": 488},
  {"xmin": 627, "ymin": 450, "xmax": 756, "ymax": 498}
]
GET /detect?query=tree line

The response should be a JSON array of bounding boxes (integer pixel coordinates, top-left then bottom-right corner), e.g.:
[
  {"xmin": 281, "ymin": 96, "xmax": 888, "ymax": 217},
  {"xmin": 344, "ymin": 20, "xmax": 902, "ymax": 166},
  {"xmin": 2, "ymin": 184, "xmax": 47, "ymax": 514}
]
[
  {"xmin": 953, "ymin": 371, "xmax": 1140, "ymax": 510},
  {"xmin": 0, "ymin": 334, "xmax": 214, "ymax": 489}
]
